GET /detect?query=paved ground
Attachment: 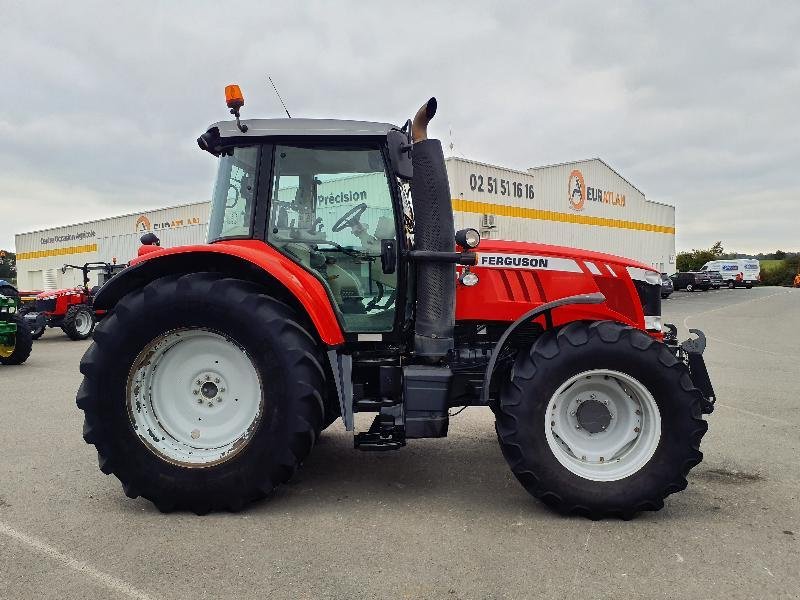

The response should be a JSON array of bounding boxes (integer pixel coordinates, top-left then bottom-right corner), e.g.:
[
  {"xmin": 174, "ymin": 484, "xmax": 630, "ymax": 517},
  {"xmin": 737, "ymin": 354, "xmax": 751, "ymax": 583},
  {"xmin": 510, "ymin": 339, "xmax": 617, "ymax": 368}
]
[{"xmin": 1, "ymin": 286, "xmax": 798, "ymax": 599}]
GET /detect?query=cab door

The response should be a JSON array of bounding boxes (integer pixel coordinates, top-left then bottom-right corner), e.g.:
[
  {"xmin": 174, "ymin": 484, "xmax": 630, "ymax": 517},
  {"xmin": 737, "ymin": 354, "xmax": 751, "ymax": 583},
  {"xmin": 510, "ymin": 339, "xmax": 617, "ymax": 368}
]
[{"xmin": 266, "ymin": 144, "xmax": 402, "ymax": 337}]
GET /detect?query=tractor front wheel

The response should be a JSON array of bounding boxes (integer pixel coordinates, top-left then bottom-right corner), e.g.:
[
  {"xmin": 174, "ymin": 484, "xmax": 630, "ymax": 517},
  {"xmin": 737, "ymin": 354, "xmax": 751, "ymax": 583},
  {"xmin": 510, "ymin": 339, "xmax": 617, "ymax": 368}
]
[
  {"xmin": 77, "ymin": 273, "xmax": 326, "ymax": 514},
  {"xmin": 62, "ymin": 304, "xmax": 96, "ymax": 340},
  {"xmin": 0, "ymin": 315, "xmax": 33, "ymax": 365},
  {"xmin": 495, "ymin": 321, "xmax": 707, "ymax": 519}
]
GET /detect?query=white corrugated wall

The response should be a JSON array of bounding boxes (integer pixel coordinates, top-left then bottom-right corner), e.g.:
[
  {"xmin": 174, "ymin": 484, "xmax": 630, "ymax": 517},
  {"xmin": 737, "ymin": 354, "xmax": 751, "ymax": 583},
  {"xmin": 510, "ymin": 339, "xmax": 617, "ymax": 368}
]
[
  {"xmin": 15, "ymin": 202, "xmax": 210, "ymax": 289},
  {"xmin": 446, "ymin": 157, "xmax": 675, "ymax": 271}
]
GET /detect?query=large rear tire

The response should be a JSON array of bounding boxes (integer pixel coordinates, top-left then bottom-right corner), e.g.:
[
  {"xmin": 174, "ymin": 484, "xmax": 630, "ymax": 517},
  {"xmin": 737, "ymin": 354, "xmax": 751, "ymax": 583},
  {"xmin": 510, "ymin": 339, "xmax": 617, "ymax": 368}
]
[
  {"xmin": 62, "ymin": 304, "xmax": 96, "ymax": 340},
  {"xmin": 495, "ymin": 321, "xmax": 707, "ymax": 519},
  {"xmin": 0, "ymin": 315, "xmax": 33, "ymax": 365},
  {"xmin": 77, "ymin": 273, "xmax": 326, "ymax": 514}
]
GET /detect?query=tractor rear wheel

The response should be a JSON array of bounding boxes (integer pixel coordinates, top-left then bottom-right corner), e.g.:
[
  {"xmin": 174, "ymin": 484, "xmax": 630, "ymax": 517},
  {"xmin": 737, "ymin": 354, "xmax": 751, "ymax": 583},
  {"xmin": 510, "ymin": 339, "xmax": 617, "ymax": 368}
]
[
  {"xmin": 0, "ymin": 315, "xmax": 33, "ymax": 365},
  {"xmin": 77, "ymin": 273, "xmax": 326, "ymax": 514},
  {"xmin": 62, "ymin": 304, "xmax": 96, "ymax": 340},
  {"xmin": 495, "ymin": 320, "xmax": 707, "ymax": 519}
]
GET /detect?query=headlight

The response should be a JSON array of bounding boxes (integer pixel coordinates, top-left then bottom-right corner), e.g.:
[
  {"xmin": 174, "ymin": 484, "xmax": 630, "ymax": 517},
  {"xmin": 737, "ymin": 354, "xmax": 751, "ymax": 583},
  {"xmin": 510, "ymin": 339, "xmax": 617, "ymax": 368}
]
[
  {"xmin": 459, "ymin": 270, "xmax": 479, "ymax": 286},
  {"xmin": 644, "ymin": 315, "xmax": 662, "ymax": 331},
  {"xmin": 455, "ymin": 228, "xmax": 481, "ymax": 249}
]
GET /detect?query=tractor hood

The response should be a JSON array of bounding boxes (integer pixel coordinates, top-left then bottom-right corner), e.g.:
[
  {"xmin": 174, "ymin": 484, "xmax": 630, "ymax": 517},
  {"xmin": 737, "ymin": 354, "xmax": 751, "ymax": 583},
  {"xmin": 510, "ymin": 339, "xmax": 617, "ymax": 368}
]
[
  {"xmin": 35, "ymin": 288, "xmax": 84, "ymax": 301},
  {"xmin": 456, "ymin": 239, "xmax": 662, "ymax": 331},
  {"xmin": 473, "ymin": 239, "xmax": 658, "ymax": 273}
]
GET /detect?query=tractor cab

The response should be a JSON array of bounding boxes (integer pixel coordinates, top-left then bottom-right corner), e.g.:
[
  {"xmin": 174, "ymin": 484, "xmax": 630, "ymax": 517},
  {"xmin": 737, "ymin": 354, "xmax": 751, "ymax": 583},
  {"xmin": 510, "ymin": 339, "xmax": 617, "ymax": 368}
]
[{"xmin": 201, "ymin": 132, "xmax": 409, "ymax": 334}]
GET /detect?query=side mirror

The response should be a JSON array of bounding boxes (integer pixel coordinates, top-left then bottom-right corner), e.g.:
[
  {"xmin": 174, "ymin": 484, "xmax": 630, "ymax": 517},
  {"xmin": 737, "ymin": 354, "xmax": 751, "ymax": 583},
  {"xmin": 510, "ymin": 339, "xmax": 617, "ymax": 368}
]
[{"xmin": 387, "ymin": 122, "xmax": 413, "ymax": 181}]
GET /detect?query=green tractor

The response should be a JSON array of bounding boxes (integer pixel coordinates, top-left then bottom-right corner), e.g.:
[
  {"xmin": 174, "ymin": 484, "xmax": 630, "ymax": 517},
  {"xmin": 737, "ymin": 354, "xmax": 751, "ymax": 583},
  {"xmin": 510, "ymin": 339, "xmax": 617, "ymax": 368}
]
[{"xmin": 0, "ymin": 293, "xmax": 33, "ymax": 365}]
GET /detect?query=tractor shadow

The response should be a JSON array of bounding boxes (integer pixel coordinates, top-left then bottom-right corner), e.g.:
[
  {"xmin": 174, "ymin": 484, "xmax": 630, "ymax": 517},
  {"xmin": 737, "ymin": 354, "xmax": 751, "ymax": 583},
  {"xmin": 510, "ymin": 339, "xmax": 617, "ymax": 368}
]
[{"xmin": 256, "ymin": 422, "xmax": 536, "ymax": 516}]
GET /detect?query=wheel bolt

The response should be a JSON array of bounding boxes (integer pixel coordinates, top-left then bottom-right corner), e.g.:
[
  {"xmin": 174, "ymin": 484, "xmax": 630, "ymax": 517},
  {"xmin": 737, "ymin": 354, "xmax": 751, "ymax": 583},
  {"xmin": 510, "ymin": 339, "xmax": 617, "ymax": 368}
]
[
  {"xmin": 590, "ymin": 394, "xmax": 596, "ymax": 399},
  {"xmin": 197, "ymin": 398, "xmax": 203, "ymax": 404},
  {"xmin": 634, "ymin": 427, "xmax": 640, "ymax": 433},
  {"xmin": 196, "ymin": 380, "xmax": 202, "ymax": 385},
  {"xmin": 570, "ymin": 411, "xmax": 576, "ymax": 416},
  {"xmin": 217, "ymin": 398, "xmax": 223, "ymax": 403},
  {"xmin": 219, "ymin": 388, "xmax": 226, "ymax": 393},
  {"xmin": 205, "ymin": 375, "xmax": 210, "ymax": 380},
  {"xmin": 635, "ymin": 410, "xmax": 641, "ymax": 415},
  {"xmin": 193, "ymin": 390, "xmax": 199, "ymax": 395},
  {"xmin": 207, "ymin": 402, "xmax": 213, "ymax": 407},
  {"xmin": 575, "ymin": 424, "xmax": 581, "ymax": 429},
  {"xmin": 215, "ymin": 378, "xmax": 220, "ymax": 383},
  {"xmin": 599, "ymin": 457, "xmax": 605, "ymax": 462},
  {"xmin": 551, "ymin": 421, "xmax": 555, "ymax": 427}
]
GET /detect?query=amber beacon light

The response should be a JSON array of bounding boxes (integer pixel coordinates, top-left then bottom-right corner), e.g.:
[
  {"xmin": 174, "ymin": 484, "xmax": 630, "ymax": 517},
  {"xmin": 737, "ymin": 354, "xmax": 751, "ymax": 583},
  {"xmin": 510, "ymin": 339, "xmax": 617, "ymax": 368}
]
[
  {"xmin": 224, "ymin": 85, "xmax": 247, "ymax": 132},
  {"xmin": 225, "ymin": 84, "xmax": 244, "ymax": 109}
]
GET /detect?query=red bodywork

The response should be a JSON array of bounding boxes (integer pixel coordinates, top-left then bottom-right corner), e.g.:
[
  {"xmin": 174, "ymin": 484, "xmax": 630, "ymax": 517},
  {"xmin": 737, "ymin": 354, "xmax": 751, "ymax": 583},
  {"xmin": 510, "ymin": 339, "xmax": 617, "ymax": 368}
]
[
  {"xmin": 457, "ymin": 239, "xmax": 655, "ymax": 333},
  {"xmin": 34, "ymin": 288, "xmax": 92, "ymax": 316},
  {"xmin": 130, "ymin": 237, "xmax": 659, "ymax": 346}
]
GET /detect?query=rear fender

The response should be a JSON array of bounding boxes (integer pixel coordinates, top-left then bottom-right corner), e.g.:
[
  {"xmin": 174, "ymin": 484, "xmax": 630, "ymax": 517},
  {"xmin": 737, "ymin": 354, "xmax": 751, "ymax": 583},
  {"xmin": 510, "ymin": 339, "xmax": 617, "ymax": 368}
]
[{"xmin": 93, "ymin": 242, "xmax": 345, "ymax": 346}]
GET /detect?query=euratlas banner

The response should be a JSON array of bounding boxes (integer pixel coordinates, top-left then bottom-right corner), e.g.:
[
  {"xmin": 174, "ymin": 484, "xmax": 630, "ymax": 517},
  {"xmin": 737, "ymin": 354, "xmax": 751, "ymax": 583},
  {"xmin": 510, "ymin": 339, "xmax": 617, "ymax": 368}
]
[{"xmin": 476, "ymin": 253, "xmax": 582, "ymax": 273}]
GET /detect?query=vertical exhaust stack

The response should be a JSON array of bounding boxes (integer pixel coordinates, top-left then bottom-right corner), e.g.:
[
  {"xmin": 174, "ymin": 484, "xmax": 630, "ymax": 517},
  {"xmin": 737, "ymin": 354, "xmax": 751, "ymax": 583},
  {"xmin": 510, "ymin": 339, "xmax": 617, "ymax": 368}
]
[{"xmin": 410, "ymin": 98, "xmax": 455, "ymax": 359}]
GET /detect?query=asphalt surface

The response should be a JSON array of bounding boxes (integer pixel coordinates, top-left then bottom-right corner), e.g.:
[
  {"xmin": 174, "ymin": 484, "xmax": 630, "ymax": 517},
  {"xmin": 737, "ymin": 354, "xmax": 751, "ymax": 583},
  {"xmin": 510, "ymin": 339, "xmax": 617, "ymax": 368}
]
[{"xmin": 1, "ymin": 286, "xmax": 798, "ymax": 599}]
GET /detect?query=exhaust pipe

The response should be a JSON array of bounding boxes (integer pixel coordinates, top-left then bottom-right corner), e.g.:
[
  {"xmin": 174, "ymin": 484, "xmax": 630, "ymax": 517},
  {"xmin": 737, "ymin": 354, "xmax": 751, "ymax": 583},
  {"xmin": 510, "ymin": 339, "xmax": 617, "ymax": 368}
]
[{"xmin": 409, "ymin": 98, "xmax": 455, "ymax": 359}]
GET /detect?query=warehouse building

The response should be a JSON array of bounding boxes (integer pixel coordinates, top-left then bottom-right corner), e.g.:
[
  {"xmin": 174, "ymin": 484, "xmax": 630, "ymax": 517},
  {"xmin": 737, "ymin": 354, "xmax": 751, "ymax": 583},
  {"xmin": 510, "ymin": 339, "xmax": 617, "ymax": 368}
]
[
  {"xmin": 14, "ymin": 157, "xmax": 674, "ymax": 290},
  {"xmin": 447, "ymin": 157, "xmax": 675, "ymax": 272},
  {"xmin": 15, "ymin": 202, "xmax": 210, "ymax": 290}
]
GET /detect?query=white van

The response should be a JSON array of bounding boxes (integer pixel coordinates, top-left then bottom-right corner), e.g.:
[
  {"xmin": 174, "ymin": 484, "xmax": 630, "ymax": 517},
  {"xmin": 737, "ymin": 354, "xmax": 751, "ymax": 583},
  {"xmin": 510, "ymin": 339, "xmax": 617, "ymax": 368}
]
[{"xmin": 701, "ymin": 259, "xmax": 760, "ymax": 288}]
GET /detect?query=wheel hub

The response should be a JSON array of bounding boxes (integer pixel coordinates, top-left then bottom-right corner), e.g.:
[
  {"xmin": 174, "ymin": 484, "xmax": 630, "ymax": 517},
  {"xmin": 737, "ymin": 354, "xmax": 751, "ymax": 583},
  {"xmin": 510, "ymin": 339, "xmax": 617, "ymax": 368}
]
[
  {"xmin": 545, "ymin": 369, "xmax": 661, "ymax": 481},
  {"xmin": 126, "ymin": 329, "xmax": 263, "ymax": 467},
  {"xmin": 575, "ymin": 398, "xmax": 612, "ymax": 433}
]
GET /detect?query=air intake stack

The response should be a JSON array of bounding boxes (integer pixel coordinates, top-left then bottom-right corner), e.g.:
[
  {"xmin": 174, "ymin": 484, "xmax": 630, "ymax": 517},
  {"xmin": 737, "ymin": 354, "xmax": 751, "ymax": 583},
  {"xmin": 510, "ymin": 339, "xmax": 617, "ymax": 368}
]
[{"xmin": 409, "ymin": 98, "xmax": 455, "ymax": 359}]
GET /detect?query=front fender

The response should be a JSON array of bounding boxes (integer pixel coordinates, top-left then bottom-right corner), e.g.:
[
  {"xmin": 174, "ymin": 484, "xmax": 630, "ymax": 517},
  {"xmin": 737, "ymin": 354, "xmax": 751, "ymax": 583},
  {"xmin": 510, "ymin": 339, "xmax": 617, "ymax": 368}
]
[
  {"xmin": 481, "ymin": 292, "xmax": 606, "ymax": 405},
  {"xmin": 95, "ymin": 240, "xmax": 345, "ymax": 346}
]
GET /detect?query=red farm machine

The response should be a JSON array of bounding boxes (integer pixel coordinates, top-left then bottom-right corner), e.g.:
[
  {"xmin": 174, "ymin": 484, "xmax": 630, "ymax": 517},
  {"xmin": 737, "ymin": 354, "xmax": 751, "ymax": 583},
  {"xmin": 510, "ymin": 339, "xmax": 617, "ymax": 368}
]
[
  {"xmin": 22, "ymin": 262, "xmax": 123, "ymax": 340},
  {"xmin": 77, "ymin": 91, "xmax": 715, "ymax": 519}
]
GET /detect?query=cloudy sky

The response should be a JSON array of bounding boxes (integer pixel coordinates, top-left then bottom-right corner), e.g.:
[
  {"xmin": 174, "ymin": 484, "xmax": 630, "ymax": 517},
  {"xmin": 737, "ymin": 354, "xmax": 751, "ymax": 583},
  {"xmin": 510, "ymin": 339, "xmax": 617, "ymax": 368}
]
[{"xmin": 1, "ymin": 1, "xmax": 798, "ymax": 253}]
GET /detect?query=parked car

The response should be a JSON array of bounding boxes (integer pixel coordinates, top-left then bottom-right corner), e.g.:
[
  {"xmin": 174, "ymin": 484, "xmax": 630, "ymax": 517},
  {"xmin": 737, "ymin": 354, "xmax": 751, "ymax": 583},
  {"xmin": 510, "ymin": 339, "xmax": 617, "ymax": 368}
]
[
  {"xmin": 672, "ymin": 271, "xmax": 711, "ymax": 292},
  {"xmin": 707, "ymin": 270, "xmax": 723, "ymax": 289},
  {"xmin": 660, "ymin": 273, "xmax": 674, "ymax": 298}
]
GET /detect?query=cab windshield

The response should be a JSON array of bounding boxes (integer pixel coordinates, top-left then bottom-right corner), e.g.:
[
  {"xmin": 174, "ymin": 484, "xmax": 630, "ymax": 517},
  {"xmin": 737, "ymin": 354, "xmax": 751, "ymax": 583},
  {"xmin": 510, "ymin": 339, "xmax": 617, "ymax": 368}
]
[{"xmin": 207, "ymin": 146, "xmax": 260, "ymax": 241}]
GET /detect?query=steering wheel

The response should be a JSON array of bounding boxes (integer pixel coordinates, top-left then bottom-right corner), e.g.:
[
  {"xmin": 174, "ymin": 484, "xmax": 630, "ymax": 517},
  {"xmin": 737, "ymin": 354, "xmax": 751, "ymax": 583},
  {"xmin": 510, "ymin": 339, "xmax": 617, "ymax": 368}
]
[{"xmin": 332, "ymin": 202, "xmax": 368, "ymax": 232}]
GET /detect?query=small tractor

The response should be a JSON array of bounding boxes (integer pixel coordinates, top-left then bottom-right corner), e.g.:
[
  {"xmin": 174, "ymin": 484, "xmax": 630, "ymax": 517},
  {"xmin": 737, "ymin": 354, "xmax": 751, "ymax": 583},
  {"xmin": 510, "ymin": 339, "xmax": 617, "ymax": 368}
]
[
  {"xmin": 1, "ymin": 292, "xmax": 33, "ymax": 365},
  {"xmin": 77, "ymin": 91, "xmax": 715, "ymax": 519},
  {"xmin": 22, "ymin": 262, "xmax": 123, "ymax": 340}
]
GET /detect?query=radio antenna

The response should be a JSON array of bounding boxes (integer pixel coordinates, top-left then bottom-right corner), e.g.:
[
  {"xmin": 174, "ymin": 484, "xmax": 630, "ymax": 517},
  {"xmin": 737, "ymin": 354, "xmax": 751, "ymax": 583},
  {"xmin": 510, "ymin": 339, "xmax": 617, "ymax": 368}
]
[{"xmin": 267, "ymin": 75, "xmax": 292, "ymax": 118}]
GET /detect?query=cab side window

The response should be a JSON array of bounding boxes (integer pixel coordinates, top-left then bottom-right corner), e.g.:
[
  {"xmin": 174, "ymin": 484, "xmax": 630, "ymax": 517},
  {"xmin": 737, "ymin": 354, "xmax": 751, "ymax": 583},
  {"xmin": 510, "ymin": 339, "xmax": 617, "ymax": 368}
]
[{"xmin": 268, "ymin": 146, "xmax": 398, "ymax": 332}]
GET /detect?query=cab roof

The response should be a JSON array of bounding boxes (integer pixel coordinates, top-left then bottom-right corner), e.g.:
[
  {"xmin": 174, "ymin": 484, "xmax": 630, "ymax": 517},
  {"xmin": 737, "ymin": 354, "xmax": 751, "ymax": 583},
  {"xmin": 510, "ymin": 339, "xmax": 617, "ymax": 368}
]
[{"xmin": 211, "ymin": 118, "xmax": 396, "ymax": 139}]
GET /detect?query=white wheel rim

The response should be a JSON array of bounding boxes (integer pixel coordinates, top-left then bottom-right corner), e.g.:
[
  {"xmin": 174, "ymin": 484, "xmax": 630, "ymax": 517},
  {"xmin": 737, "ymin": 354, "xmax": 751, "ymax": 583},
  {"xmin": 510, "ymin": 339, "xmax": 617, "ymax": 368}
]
[
  {"xmin": 75, "ymin": 310, "xmax": 92, "ymax": 335},
  {"xmin": 126, "ymin": 328, "xmax": 263, "ymax": 467},
  {"xmin": 545, "ymin": 369, "xmax": 661, "ymax": 482}
]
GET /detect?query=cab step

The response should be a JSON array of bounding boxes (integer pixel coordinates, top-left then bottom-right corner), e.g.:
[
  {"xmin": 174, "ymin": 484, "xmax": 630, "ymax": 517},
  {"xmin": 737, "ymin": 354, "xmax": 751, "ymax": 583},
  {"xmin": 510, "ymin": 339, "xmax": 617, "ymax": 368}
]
[{"xmin": 354, "ymin": 413, "xmax": 405, "ymax": 451}]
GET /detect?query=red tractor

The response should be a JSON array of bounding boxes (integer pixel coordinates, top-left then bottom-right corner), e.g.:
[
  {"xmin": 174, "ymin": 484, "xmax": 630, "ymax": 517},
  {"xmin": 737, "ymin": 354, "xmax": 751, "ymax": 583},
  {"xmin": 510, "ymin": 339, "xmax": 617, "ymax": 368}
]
[
  {"xmin": 77, "ymin": 92, "xmax": 715, "ymax": 519},
  {"xmin": 23, "ymin": 262, "xmax": 122, "ymax": 340}
]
